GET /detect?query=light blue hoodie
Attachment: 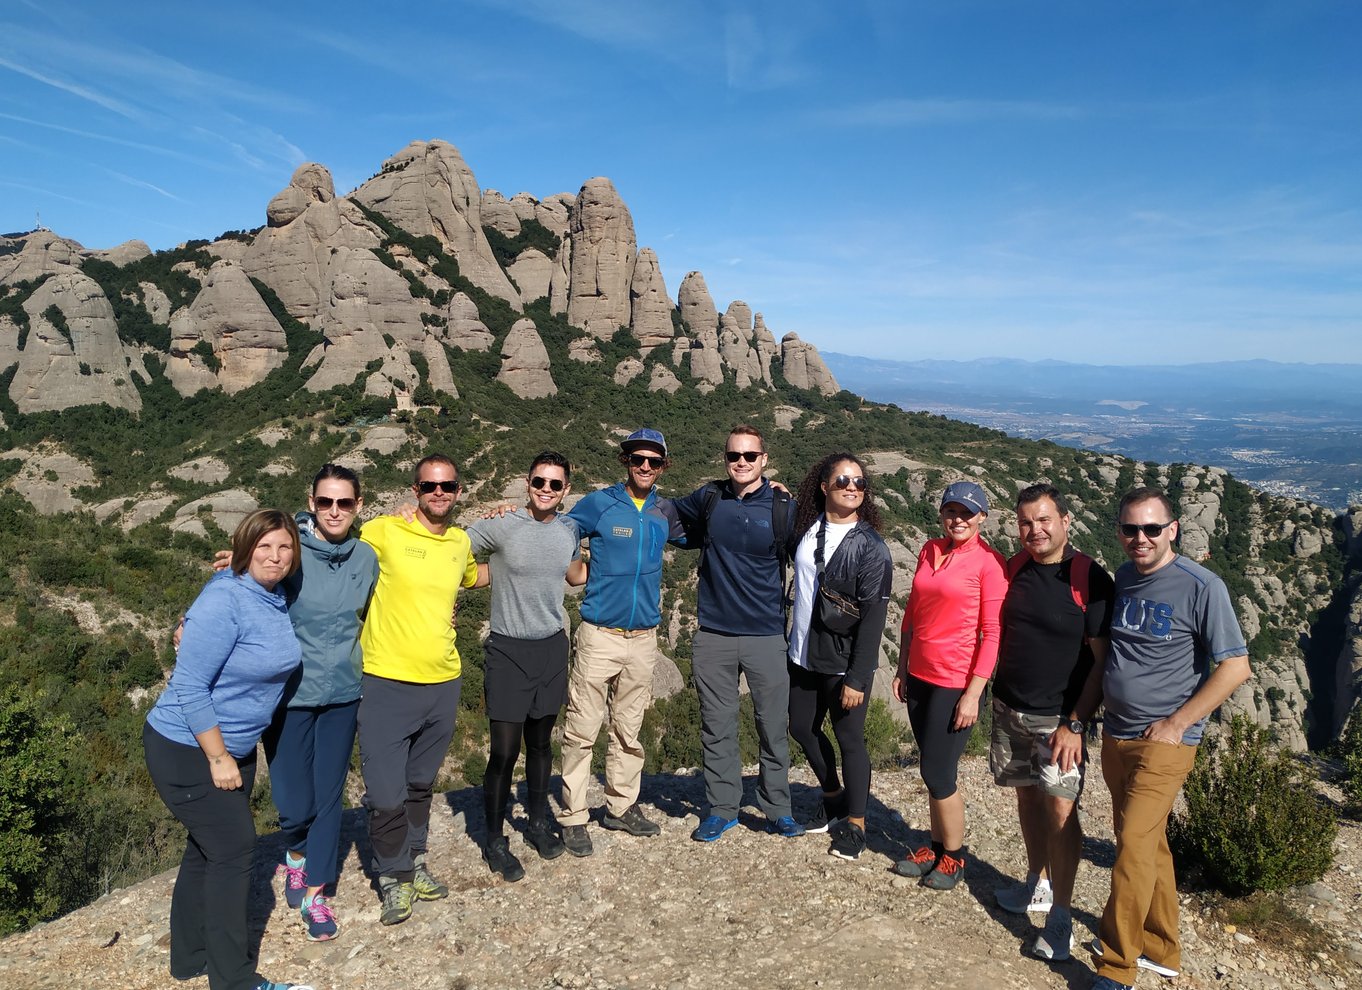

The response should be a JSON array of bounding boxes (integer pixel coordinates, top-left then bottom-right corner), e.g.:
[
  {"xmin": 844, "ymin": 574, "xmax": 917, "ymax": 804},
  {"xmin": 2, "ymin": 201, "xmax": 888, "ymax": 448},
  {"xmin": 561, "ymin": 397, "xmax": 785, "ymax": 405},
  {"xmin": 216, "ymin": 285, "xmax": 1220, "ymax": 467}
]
[{"xmin": 279, "ymin": 511, "xmax": 379, "ymax": 709}]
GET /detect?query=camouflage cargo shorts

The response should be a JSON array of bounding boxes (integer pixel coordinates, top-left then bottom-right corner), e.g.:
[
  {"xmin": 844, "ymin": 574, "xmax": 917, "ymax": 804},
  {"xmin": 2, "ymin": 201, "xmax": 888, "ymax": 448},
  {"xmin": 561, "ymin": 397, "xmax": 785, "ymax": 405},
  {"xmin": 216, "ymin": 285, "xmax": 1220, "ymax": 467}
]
[{"xmin": 989, "ymin": 697, "xmax": 1084, "ymax": 801}]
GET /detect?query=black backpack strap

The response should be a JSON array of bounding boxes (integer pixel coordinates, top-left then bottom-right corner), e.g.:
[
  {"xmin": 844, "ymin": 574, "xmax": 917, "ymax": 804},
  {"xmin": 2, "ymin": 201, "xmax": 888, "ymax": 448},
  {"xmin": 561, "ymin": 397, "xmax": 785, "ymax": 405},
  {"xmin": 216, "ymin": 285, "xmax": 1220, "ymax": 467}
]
[{"xmin": 772, "ymin": 486, "xmax": 793, "ymax": 605}]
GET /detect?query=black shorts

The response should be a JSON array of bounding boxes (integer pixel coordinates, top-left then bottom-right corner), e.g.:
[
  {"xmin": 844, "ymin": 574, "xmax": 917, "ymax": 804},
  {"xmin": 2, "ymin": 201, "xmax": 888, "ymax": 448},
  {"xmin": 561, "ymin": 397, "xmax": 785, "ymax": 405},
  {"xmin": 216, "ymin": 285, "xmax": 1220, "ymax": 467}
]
[{"xmin": 484, "ymin": 629, "xmax": 569, "ymax": 723}]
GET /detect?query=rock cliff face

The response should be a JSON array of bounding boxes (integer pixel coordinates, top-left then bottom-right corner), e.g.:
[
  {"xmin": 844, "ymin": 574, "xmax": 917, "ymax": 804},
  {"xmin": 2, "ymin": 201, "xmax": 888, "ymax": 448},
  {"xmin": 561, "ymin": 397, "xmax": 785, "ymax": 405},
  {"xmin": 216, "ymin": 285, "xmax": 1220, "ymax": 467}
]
[
  {"xmin": 164, "ymin": 261, "xmax": 287, "ymax": 395},
  {"xmin": 496, "ymin": 318, "xmax": 556, "ymax": 398},
  {"xmin": 566, "ymin": 178, "xmax": 637, "ymax": 338},
  {"xmin": 780, "ymin": 332, "xmax": 839, "ymax": 396}
]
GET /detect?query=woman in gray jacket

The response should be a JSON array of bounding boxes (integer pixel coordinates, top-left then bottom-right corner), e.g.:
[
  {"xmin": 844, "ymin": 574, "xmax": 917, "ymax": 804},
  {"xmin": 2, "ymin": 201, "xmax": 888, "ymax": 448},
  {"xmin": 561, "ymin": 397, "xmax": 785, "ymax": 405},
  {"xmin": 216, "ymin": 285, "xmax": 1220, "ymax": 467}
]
[
  {"xmin": 786, "ymin": 452, "xmax": 893, "ymax": 862},
  {"xmin": 266, "ymin": 465, "xmax": 378, "ymax": 940}
]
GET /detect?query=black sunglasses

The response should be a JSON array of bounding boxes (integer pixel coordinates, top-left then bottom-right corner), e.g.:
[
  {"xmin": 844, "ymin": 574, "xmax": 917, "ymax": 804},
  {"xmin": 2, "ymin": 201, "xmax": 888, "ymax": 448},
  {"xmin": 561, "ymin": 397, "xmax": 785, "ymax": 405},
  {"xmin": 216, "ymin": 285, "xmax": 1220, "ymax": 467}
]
[
  {"xmin": 725, "ymin": 450, "xmax": 763, "ymax": 463},
  {"xmin": 417, "ymin": 480, "xmax": 460, "ymax": 494},
  {"xmin": 313, "ymin": 496, "xmax": 358, "ymax": 512},
  {"xmin": 530, "ymin": 476, "xmax": 565, "ymax": 492},
  {"xmin": 629, "ymin": 454, "xmax": 665, "ymax": 469},
  {"xmin": 1119, "ymin": 520, "xmax": 1176, "ymax": 539},
  {"xmin": 832, "ymin": 475, "xmax": 867, "ymax": 491}
]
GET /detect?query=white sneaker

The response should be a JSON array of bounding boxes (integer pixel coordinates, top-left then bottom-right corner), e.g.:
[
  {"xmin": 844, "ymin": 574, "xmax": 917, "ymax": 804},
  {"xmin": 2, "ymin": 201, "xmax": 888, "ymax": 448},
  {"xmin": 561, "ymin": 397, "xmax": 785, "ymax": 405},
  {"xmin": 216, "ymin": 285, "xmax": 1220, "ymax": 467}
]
[
  {"xmin": 1030, "ymin": 912, "xmax": 1074, "ymax": 961},
  {"xmin": 995, "ymin": 878, "xmax": 1052, "ymax": 914},
  {"xmin": 1088, "ymin": 938, "xmax": 1180, "ymax": 978}
]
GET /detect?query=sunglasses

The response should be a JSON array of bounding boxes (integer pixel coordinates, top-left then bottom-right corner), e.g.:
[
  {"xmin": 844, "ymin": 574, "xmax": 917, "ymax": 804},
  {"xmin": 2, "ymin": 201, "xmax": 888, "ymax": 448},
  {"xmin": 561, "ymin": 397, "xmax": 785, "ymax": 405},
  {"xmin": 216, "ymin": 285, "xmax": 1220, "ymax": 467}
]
[
  {"xmin": 530, "ymin": 476, "xmax": 565, "ymax": 492},
  {"xmin": 832, "ymin": 475, "xmax": 867, "ymax": 492},
  {"xmin": 416, "ymin": 480, "xmax": 460, "ymax": 495},
  {"xmin": 725, "ymin": 450, "xmax": 763, "ymax": 463},
  {"xmin": 1119, "ymin": 520, "xmax": 1176, "ymax": 539},
  {"xmin": 628, "ymin": 454, "xmax": 665, "ymax": 470},
  {"xmin": 313, "ymin": 496, "xmax": 358, "ymax": 512}
]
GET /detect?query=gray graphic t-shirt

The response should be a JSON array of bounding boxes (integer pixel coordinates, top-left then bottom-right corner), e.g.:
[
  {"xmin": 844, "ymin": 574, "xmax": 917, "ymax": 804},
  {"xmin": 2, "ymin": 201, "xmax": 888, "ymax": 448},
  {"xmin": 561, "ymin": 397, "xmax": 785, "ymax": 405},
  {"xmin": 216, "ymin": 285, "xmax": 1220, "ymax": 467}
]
[
  {"xmin": 467, "ymin": 512, "xmax": 581, "ymax": 640},
  {"xmin": 1104, "ymin": 554, "xmax": 1247, "ymax": 744}
]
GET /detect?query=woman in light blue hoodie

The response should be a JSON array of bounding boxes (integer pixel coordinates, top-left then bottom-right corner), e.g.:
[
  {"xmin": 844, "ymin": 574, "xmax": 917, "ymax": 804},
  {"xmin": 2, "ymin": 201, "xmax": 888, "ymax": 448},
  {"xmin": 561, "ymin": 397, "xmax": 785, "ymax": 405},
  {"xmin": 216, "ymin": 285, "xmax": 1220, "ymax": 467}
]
[
  {"xmin": 266, "ymin": 464, "xmax": 379, "ymax": 941},
  {"xmin": 144, "ymin": 509, "xmax": 310, "ymax": 990}
]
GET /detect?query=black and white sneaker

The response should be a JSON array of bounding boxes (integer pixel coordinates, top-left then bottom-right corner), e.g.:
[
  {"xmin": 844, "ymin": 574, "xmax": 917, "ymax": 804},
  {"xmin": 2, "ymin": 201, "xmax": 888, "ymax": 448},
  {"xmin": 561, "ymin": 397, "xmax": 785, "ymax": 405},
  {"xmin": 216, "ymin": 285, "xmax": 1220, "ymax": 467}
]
[
  {"xmin": 803, "ymin": 794, "xmax": 847, "ymax": 834},
  {"xmin": 828, "ymin": 821, "xmax": 866, "ymax": 861}
]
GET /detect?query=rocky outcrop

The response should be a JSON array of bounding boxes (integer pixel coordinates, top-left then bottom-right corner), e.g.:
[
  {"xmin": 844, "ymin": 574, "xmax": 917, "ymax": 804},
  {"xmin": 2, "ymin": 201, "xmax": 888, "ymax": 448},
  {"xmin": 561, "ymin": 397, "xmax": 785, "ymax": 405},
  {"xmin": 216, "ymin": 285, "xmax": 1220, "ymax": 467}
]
[
  {"xmin": 613, "ymin": 357, "xmax": 644, "ymax": 386},
  {"xmin": 780, "ymin": 332, "xmax": 839, "ymax": 395},
  {"xmin": 677, "ymin": 271, "xmax": 719, "ymax": 337},
  {"xmin": 686, "ymin": 334, "xmax": 724, "ymax": 391},
  {"xmin": 566, "ymin": 178, "xmax": 637, "ymax": 338},
  {"xmin": 479, "ymin": 189, "xmax": 521, "ymax": 237},
  {"xmin": 496, "ymin": 318, "xmax": 556, "ymax": 398},
  {"xmin": 138, "ymin": 282, "xmax": 172, "ymax": 324},
  {"xmin": 90, "ymin": 240, "xmax": 151, "ymax": 267},
  {"xmin": 164, "ymin": 261, "xmax": 288, "ymax": 395},
  {"xmin": 628, "ymin": 248, "xmax": 675, "ymax": 353},
  {"xmin": 243, "ymin": 164, "xmax": 382, "ymax": 319},
  {"xmin": 1, "ymin": 444, "xmax": 96, "ymax": 514},
  {"xmin": 351, "ymin": 140, "xmax": 521, "ymax": 310},
  {"xmin": 718, "ymin": 302, "xmax": 765, "ymax": 389},
  {"xmin": 171, "ymin": 489, "xmax": 260, "ymax": 537},
  {"xmin": 648, "ymin": 364, "xmax": 682, "ymax": 394},
  {"xmin": 568, "ymin": 336, "xmax": 601, "ymax": 363},
  {"xmin": 168, "ymin": 456, "xmax": 230, "ymax": 484},
  {"xmin": 0, "ymin": 230, "xmax": 85, "ymax": 286},
  {"xmin": 507, "ymin": 248, "xmax": 554, "ymax": 304},
  {"xmin": 10, "ymin": 271, "xmax": 142, "ymax": 413},
  {"xmin": 445, "ymin": 293, "xmax": 494, "ymax": 351}
]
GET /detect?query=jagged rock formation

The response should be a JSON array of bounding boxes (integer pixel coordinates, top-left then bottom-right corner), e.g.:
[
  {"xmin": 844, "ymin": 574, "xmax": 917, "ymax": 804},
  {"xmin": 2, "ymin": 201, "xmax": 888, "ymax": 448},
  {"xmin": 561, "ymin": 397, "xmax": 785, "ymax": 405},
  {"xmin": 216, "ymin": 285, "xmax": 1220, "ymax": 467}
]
[
  {"xmin": 677, "ymin": 271, "xmax": 719, "ymax": 337},
  {"xmin": 0, "ymin": 229, "xmax": 84, "ymax": 284},
  {"xmin": 648, "ymin": 364, "xmax": 682, "ymax": 394},
  {"xmin": 351, "ymin": 140, "xmax": 522, "ymax": 310},
  {"xmin": 1, "ymin": 444, "xmax": 96, "ymax": 514},
  {"xmin": 165, "ymin": 261, "xmax": 288, "ymax": 395},
  {"xmin": 567, "ymin": 178, "xmax": 637, "ymax": 338},
  {"xmin": 496, "ymin": 318, "xmax": 556, "ymax": 398},
  {"xmin": 780, "ymin": 332, "xmax": 839, "ymax": 396},
  {"xmin": 628, "ymin": 248, "xmax": 675, "ymax": 353},
  {"xmin": 9, "ymin": 270, "xmax": 142, "ymax": 412},
  {"xmin": 507, "ymin": 249, "xmax": 554, "ymax": 304},
  {"xmin": 613, "ymin": 357, "xmax": 644, "ymax": 386}
]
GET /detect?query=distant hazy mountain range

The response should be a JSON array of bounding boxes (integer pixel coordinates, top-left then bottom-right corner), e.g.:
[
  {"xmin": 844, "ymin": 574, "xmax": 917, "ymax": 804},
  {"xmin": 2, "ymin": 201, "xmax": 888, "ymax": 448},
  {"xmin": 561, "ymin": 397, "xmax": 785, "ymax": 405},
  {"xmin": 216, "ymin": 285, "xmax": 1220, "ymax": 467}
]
[{"xmin": 823, "ymin": 354, "xmax": 1362, "ymax": 510}]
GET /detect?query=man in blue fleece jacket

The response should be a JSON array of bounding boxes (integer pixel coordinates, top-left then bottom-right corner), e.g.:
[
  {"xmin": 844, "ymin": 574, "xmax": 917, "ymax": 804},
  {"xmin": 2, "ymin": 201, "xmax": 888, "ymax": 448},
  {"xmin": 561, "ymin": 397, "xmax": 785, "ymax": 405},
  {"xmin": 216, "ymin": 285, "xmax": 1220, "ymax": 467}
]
[{"xmin": 557, "ymin": 428, "xmax": 685, "ymax": 857}]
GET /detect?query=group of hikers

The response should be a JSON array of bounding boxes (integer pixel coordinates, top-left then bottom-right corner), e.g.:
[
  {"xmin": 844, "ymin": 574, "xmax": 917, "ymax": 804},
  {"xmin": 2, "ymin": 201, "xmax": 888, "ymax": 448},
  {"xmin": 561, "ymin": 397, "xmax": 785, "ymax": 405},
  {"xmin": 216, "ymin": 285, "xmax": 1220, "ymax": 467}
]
[{"xmin": 143, "ymin": 424, "xmax": 1250, "ymax": 990}]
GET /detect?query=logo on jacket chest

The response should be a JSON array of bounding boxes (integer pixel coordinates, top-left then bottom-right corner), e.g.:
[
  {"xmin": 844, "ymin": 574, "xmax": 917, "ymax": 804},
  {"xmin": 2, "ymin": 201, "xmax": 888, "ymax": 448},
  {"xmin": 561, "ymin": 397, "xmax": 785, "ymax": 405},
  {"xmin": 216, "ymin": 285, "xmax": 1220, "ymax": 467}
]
[
  {"xmin": 405, "ymin": 546, "xmax": 427, "ymax": 559},
  {"xmin": 612, "ymin": 526, "xmax": 633, "ymax": 538}
]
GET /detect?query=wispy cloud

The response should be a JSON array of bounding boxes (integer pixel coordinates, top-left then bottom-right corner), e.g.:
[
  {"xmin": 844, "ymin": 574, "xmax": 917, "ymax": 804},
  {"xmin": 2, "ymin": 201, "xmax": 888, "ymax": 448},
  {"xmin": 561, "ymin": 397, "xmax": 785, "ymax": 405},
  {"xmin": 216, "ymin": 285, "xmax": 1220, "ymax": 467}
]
[
  {"xmin": 0, "ymin": 53, "xmax": 139, "ymax": 119},
  {"xmin": 100, "ymin": 168, "xmax": 183, "ymax": 202},
  {"xmin": 815, "ymin": 97, "xmax": 1086, "ymax": 127},
  {"xmin": 0, "ymin": 111, "xmax": 223, "ymax": 170}
]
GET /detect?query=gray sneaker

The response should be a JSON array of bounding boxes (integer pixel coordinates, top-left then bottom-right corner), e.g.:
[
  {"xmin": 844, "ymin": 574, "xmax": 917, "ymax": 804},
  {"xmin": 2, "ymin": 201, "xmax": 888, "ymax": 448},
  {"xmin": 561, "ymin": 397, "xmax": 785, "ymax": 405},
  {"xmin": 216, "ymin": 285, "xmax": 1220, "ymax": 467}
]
[
  {"xmin": 378, "ymin": 877, "xmax": 414, "ymax": 926},
  {"xmin": 562, "ymin": 823, "xmax": 594, "ymax": 858},
  {"xmin": 996, "ymin": 878, "xmax": 1053, "ymax": 914},
  {"xmin": 601, "ymin": 804, "xmax": 661, "ymax": 837},
  {"xmin": 1030, "ymin": 910, "xmax": 1073, "ymax": 961},
  {"xmin": 412, "ymin": 854, "xmax": 448, "ymax": 901}
]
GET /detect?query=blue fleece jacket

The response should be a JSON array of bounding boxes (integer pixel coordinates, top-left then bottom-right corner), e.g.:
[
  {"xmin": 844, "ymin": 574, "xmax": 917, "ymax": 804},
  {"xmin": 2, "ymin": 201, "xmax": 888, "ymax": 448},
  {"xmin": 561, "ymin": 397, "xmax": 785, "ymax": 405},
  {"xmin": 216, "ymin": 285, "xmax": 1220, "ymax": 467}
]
[
  {"xmin": 568, "ymin": 483, "xmax": 686, "ymax": 630},
  {"xmin": 279, "ymin": 512, "xmax": 379, "ymax": 708},
  {"xmin": 146, "ymin": 569, "xmax": 302, "ymax": 757}
]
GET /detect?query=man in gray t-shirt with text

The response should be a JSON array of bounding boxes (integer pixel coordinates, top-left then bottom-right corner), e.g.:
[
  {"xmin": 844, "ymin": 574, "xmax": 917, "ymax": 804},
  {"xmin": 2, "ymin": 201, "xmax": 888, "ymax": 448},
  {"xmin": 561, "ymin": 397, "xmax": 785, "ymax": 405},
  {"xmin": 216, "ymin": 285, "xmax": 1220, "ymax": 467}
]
[{"xmin": 1071, "ymin": 487, "xmax": 1250, "ymax": 990}]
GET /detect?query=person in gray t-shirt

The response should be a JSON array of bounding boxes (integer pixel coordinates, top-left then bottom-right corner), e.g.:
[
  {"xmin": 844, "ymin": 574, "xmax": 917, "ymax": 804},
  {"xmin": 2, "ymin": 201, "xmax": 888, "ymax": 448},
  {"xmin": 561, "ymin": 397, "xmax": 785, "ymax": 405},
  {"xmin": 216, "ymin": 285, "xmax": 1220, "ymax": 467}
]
[
  {"xmin": 464, "ymin": 451, "xmax": 587, "ymax": 882},
  {"xmin": 1068, "ymin": 487, "xmax": 1249, "ymax": 990}
]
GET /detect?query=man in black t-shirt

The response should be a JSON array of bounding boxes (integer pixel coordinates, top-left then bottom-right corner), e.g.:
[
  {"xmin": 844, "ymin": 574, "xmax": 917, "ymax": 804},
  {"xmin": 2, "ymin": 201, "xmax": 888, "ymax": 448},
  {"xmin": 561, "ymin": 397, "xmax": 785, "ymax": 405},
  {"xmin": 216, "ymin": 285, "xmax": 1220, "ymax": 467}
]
[{"xmin": 990, "ymin": 484, "xmax": 1114, "ymax": 962}]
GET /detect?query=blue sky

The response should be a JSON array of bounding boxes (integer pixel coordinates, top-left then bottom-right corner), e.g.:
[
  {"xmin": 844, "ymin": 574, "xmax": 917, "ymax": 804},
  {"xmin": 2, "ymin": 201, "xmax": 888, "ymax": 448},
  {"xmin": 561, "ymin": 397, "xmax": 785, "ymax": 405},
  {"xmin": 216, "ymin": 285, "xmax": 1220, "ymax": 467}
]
[{"xmin": 2, "ymin": 0, "xmax": 1359, "ymax": 364}]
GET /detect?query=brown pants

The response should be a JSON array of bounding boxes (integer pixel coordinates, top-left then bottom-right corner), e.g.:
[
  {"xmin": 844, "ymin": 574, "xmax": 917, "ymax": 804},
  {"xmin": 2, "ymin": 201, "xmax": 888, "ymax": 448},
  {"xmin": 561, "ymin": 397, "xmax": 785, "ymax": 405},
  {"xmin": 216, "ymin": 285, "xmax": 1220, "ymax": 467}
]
[
  {"xmin": 1098, "ymin": 734, "xmax": 1198, "ymax": 985},
  {"xmin": 557, "ymin": 621, "xmax": 658, "ymax": 825}
]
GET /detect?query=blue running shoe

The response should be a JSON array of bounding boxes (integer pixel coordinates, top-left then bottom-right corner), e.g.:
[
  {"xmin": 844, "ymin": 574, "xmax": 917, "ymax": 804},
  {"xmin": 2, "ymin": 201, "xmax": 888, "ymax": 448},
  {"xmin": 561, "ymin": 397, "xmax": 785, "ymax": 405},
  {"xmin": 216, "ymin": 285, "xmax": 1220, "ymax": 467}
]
[
  {"xmin": 770, "ymin": 815, "xmax": 806, "ymax": 838},
  {"xmin": 691, "ymin": 815, "xmax": 738, "ymax": 842}
]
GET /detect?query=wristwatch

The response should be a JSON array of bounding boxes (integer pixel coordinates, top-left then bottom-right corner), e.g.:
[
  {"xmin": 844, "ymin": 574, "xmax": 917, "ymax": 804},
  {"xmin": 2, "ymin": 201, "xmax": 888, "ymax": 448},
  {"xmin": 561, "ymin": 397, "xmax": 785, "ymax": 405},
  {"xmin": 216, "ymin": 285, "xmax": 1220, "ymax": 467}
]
[{"xmin": 1065, "ymin": 718, "xmax": 1086, "ymax": 735}]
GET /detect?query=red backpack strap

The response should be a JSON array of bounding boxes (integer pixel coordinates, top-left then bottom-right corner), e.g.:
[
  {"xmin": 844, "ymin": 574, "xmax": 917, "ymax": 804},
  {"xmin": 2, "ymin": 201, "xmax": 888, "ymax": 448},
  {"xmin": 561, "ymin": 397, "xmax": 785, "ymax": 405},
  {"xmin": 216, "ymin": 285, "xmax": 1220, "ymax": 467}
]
[{"xmin": 1068, "ymin": 552, "xmax": 1092, "ymax": 613}]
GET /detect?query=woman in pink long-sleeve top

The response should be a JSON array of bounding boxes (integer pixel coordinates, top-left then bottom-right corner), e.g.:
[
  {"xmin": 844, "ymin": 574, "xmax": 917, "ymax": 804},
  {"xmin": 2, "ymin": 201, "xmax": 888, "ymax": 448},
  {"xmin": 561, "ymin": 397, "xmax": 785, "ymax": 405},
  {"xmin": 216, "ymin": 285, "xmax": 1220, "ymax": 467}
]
[{"xmin": 891, "ymin": 480, "xmax": 1008, "ymax": 891}]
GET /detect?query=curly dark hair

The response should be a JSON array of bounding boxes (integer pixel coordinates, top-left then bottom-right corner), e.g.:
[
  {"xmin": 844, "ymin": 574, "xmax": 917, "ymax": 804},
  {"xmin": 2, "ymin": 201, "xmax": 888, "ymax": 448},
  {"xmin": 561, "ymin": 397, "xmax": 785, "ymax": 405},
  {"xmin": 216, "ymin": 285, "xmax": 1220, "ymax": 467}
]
[{"xmin": 793, "ymin": 451, "xmax": 882, "ymax": 539}]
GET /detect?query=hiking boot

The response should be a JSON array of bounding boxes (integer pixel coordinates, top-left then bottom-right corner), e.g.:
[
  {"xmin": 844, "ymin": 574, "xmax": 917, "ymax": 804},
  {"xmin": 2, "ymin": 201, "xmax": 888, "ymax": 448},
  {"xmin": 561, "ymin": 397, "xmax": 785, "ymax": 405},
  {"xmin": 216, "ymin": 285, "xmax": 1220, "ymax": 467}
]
[
  {"xmin": 1088, "ymin": 939, "xmax": 1179, "ymax": 979},
  {"xmin": 278, "ymin": 857, "xmax": 308, "ymax": 910},
  {"xmin": 770, "ymin": 815, "xmax": 806, "ymax": 838},
  {"xmin": 378, "ymin": 877, "xmax": 414, "ymax": 926},
  {"xmin": 921, "ymin": 851, "xmax": 966, "ymax": 890},
  {"xmin": 691, "ymin": 815, "xmax": 738, "ymax": 842},
  {"xmin": 412, "ymin": 853, "xmax": 448, "ymax": 900},
  {"xmin": 524, "ymin": 818, "xmax": 566, "ymax": 860},
  {"xmin": 300, "ymin": 893, "xmax": 339, "ymax": 942},
  {"xmin": 1030, "ymin": 909, "xmax": 1073, "ymax": 961},
  {"xmin": 996, "ymin": 877, "xmax": 1053, "ymax": 914},
  {"xmin": 482, "ymin": 836, "xmax": 526, "ymax": 882},
  {"xmin": 601, "ymin": 804, "xmax": 660, "ymax": 837},
  {"xmin": 828, "ymin": 821, "xmax": 866, "ymax": 861},
  {"xmin": 892, "ymin": 845, "xmax": 938, "ymax": 878},
  {"xmin": 562, "ymin": 823, "xmax": 594, "ymax": 858}
]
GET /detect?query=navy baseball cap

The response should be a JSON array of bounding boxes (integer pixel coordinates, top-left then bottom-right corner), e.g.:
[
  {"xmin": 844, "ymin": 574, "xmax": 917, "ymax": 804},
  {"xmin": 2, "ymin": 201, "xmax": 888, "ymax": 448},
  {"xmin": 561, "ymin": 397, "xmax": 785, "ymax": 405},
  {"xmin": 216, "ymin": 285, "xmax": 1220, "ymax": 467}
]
[
  {"xmin": 941, "ymin": 481, "xmax": 988, "ymax": 515},
  {"xmin": 621, "ymin": 428, "xmax": 667, "ymax": 456}
]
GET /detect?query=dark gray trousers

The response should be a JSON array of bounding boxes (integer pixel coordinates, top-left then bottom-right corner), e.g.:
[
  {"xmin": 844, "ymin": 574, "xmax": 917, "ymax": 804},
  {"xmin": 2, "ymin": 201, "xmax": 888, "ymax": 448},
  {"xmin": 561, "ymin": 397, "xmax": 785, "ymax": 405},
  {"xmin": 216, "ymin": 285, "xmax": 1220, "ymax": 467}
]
[
  {"xmin": 691, "ymin": 631, "xmax": 793, "ymax": 820},
  {"xmin": 358, "ymin": 674, "xmax": 461, "ymax": 881}
]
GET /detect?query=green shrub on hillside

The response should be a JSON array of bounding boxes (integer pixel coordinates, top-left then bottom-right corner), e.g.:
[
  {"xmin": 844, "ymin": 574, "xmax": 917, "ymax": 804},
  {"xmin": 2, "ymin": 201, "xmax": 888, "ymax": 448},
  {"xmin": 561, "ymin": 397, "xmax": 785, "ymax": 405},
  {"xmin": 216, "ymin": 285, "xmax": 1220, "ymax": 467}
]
[{"xmin": 1170, "ymin": 715, "xmax": 1336, "ymax": 896}]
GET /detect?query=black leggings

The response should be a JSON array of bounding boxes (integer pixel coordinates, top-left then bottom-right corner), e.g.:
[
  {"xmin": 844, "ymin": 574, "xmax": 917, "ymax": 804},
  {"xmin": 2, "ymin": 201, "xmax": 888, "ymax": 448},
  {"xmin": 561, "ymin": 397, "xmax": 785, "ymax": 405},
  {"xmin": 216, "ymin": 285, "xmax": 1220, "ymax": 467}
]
[
  {"xmin": 484, "ymin": 714, "xmax": 556, "ymax": 837},
  {"xmin": 788, "ymin": 664, "xmax": 870, "ymax": 819},
  {"xmin": 905, "ymin": 673, "xmax": 973, "ymax": 800}
]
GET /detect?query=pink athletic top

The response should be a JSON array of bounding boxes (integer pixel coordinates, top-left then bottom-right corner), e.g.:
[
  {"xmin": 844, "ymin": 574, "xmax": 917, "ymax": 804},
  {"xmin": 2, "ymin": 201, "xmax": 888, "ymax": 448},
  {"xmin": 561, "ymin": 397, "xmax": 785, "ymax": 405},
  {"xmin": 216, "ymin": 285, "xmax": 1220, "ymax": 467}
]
[{"xmin": 902, "ymin": 535, "xmax": 1008, "ymax": 688}]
